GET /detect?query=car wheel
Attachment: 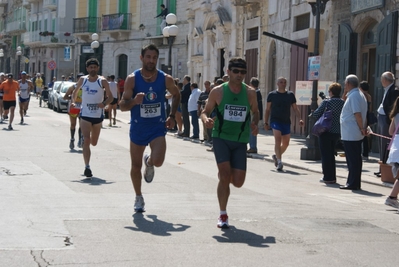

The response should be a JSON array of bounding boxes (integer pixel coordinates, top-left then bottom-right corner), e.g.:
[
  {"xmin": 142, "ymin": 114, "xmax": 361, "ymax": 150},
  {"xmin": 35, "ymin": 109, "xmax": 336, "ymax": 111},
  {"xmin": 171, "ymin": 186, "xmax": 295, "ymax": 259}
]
[{"xmin": 57, "ymin": 100, "xmax": 61, "ymax": 113}]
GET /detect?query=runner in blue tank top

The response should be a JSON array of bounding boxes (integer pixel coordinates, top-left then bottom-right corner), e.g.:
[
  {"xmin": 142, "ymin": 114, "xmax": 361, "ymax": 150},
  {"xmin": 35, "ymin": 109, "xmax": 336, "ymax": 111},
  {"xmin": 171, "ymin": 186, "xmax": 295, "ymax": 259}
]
[{"xmin": 120, "ymin": 44, "xmax": 180, "ymax": 212}]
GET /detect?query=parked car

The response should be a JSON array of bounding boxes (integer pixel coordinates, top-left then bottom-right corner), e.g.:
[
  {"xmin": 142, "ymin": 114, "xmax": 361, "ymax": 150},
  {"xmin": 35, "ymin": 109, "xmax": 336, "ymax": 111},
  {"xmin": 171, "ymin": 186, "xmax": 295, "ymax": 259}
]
[
  {"xmin": 52, "ymin": 81, "xmax": 75, "ymax": 113},
  {"xmin": 48, "ymin": 81, "xmax": 62, "ymax": 109}
]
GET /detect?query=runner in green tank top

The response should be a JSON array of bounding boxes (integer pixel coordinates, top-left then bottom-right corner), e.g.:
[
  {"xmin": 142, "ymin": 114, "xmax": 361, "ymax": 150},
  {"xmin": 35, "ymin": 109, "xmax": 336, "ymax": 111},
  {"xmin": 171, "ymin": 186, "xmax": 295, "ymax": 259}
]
[{"xmin": 201, "ymin": 57, "xmax": 259, "ymax": 229}]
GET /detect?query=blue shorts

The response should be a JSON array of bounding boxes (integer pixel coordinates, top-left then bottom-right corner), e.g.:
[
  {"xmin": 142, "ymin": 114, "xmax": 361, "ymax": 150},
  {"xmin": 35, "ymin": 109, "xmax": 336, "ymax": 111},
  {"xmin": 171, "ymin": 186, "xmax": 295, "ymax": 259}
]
[
  {"xmin": 130, "ymin": 122, "xmax": 167, "ymax": 146},
  {"xmin": 80, "ymin": 116, "xmax": 103, "ymax": 125},
  {"xmin": 19, "ymin": 96, "xmax": 30, "ymax": 103},
  {"xmin": 271, "ymin": 122, "xmax": 291, "ymax": 135},
  {"xmin": 212, "ymin": 137, "xmax": 247, "ymax": 170}
]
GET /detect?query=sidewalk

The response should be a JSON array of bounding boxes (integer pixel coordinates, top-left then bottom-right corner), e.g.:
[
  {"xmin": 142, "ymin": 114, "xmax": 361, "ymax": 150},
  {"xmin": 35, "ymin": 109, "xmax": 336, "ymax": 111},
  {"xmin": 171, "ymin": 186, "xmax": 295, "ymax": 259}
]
[{"xmin": 115, "ymin": 110, "xmax": 393, "ymax": 188}]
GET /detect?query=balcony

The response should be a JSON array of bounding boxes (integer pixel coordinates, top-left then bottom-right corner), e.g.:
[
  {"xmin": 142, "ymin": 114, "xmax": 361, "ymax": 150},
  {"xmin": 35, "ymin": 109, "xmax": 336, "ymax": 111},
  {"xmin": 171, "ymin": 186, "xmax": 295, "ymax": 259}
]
[
  {"xmin": 22, "ymin": 0, "xmax": 31, "ymax": 8},
  {"xmin": 27, "ymin": 0, "xmax": 40, "ymax": 2},
  {"xmin": 6, "ymin": 20, "xmax": 26, "ymax": 34},
  {"xmin": 73, "ymin": 17, "xmax": 101, "ymax": 41},
  {"xmin": 0, "ymin": 0, "xmax": 8, "ymax": 7},
  {"xmin": 102, "ymin": 13, "xmax": 131, "ymax": 38},
  {"xmin": 43, "ymin": 0, "xmax": 57, "ymax": 10}
]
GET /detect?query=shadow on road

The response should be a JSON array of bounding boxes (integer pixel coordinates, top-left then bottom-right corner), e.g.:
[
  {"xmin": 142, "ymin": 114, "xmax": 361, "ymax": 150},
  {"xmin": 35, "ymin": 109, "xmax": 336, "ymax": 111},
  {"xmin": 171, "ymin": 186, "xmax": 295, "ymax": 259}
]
[
  {"xmin": 125, "ymin": 213, "xmax": 191, "ymax": 236},
  {"xmin": 213, "ymin": 226, "xmax": 275, "ymax": 247},
  {"xmin": 72, "ymin": 177, "xmax": 115, "ymax": 186}
]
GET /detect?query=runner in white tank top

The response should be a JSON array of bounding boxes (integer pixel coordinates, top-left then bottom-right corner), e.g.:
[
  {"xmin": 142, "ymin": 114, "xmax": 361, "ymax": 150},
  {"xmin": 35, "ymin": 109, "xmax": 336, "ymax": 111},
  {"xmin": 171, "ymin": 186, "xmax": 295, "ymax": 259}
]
[
  {"xmin": 72, "ymin": 58, "xmax": 113, "ymax": 178},
  {"xmin": 107, "ymin": 74, "xmax": 119, "ymax": 127},
  {"xmin": 18, "ymin": 72, "xmax": 33, "ymax": 124}
]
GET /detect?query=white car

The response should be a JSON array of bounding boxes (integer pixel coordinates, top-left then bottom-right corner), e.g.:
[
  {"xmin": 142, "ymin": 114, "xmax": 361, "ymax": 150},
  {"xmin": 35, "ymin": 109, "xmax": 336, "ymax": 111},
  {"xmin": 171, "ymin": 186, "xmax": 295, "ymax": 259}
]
[
  {"xmin": 52, "ymin": 81, "xmax": 75, "ymax": 113},
  {"xmin": 48, "ymin": 81, "xmax": 62, "ymax": 109}
]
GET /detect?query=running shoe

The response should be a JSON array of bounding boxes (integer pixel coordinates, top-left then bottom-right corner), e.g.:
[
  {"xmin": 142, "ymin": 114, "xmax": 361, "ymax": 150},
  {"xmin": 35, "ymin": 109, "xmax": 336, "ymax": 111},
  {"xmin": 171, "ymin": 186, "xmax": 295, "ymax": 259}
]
[
  {"xmin": 84, "ymin": 168, "xmax": 93, "ymax": 178},
  {"xmin": 20, "ymin": 119, "xmax": 24, "ymax": 125},
  {"xmin": 134, "ymin": 195, "xmax": 145, "ymax": 212},
  {"xmin": 77, "ymin": 138, "xmax": 83, "ymax": 148},
  {"xmin": 8, "ymin": 124, "xmax": 13, "ymax": 130},
  {"xmin": 272, "ymin": 155, "xmax": 278, "ymax": 167},
  {"xmin": 277, "ymin": 162, "xmax": 284, "ymax": 171},
  {"xmin": 217, "ymin": 214, "xmax": 229, "ymax": 229},
  {"xmin": 69, "ymin": 139, "xmax": 75, "ymax": 150},
  {"xmin": 385, "ymin": 197, "xmax": 399, "ymax": 209},
  {"xmin": 143, "ymin": 154, "xmax": 155, "ymax": 183},
  {"xmin": 108, "ymin": 123, "xmax": 112, "ymax": 127}
]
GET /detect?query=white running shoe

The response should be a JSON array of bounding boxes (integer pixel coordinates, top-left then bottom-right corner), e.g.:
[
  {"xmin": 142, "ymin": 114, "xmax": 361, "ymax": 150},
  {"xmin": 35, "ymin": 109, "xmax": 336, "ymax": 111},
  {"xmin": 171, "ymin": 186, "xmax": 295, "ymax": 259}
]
[
  {"xmin": 277, "ymin": 162, "xmax": 284, "ymax": 171},
  {"xmin": 385, "ymin": 197, "xmax": 399, "ymax": 209},
  {"xmin": 134, "ymin": 195, "xmax": 145, "ymax": 212},
  {"xmin": 217, "ymin": 214, "xmax": 229, "ymax": 229},
  {"xmin": 143, "ymin": 154, "xmax": 155, "ymax": 183}
]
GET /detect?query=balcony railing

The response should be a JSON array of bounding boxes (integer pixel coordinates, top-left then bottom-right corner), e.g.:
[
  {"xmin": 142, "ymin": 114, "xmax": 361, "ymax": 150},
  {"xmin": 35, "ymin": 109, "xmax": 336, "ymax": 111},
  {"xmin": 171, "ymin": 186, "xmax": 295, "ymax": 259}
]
[
  {"xmin": 6, "ymin": 20, "xmax": 26, "ymax": 33},
  {"xmin": 23, "ymin": 31, "xmax": 74, "ymax": 45},
  {"xmin": 102, "ymin": 13, "xmax": 131, "ymax": 31},
  {"xmin": 43, "ymin": 0, "xmax": 57, "ymax": 10},
  {"xmin": 73, "ymin": 17, "xmax": 101, "ymax": 34}
]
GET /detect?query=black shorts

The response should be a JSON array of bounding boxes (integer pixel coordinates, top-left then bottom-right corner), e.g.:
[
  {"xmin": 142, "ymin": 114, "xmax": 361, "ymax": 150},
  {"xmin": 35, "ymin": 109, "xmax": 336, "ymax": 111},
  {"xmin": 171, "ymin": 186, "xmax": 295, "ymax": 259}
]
[
  {"xmin": 80, "ymin": 116, "xmax": 103, "ymax": 125},
  {"xmin": 3, "ymin": 100, "xmax": 16, "ymax": 110},
  {"xmin": 110, "ymin": 98, "xmax": 118, "ymax": 105},
  {"xmin": 212, "ymin": 137, "xmax": 247, "ymax": 170}
]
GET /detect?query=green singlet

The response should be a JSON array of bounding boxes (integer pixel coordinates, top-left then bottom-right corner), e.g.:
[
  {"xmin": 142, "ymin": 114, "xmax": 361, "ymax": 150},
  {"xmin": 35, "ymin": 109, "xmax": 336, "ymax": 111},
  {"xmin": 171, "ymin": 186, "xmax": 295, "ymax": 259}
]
[{"xmin": 212, "ymin": 83, "xmax": 251, "ymax": 143}]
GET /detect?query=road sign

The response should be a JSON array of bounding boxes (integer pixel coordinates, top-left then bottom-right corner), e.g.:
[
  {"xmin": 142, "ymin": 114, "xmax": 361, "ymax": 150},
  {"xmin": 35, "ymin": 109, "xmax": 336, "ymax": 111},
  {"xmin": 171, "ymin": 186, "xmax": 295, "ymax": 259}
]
[
  {"xmin": 308, "ymin": 56, "xmax": 321, "ymax": 81},
  {"xmin": 295, "ymin": 81, "xmax": 334, "ymax": 106},
  {"xmin": 24, "ymin": 58, "xmax": 29, "ymax": 64},
  {"xmin": 47, "ymin": 60, "xmax": 56, "ymax": 70}
]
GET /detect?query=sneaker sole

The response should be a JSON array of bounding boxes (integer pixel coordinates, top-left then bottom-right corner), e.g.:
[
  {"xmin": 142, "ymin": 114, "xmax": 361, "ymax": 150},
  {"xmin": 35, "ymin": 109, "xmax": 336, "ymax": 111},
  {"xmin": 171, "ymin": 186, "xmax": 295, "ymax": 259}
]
[
  {"xmin": 385, "ymin": 202, "xmax": 399, "ymax": 209},
  {"xmin": 217, "ymin": 224, "xmax": 229, "ymax": 229},
  {"xmin": 134, "ymin": 208, "xmax": 145, "ymax": 213}
]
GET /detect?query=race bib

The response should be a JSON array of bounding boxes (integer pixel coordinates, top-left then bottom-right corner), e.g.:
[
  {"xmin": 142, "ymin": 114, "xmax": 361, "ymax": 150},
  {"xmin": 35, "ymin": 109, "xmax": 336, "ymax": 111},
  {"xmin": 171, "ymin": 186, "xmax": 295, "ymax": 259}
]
[
  {"xmin": 86, "ymin": 103, "xmax": 99, "ymax": 113},
  {"xmin": 140, "ymin": 103, "xmax": 161, "ymax": 118},
  {"xmin": 224, "ymin": 104, "xmax": 247, "ymax": 122}
]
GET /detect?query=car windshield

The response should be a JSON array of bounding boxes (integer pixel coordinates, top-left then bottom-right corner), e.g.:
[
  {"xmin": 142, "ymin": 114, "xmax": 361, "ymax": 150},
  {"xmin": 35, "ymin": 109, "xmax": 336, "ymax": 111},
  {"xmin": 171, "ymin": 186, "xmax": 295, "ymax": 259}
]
[{"xmin": 61, "ymin": 85, "xmax": 69, "ymax": 93}]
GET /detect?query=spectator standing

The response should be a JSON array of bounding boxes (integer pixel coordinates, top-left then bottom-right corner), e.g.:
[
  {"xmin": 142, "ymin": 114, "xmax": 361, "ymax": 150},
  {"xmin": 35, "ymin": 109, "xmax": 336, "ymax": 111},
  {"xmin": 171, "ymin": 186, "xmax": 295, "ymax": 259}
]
[
  {"xmin": 198, "ymin": 80, "xmax": 211, "ymax": 142},
  {"xmin": 385, "ymin": 96, "xmax": 399, "ymax": 210},
  {"xmin": 188, "ymin": 82, "xmax": 202, "ymax": 139},
  {"xmin": 154, "ymin": 4, "xmax": 168, "ymax": 32},
  {"xmin": 339, "ymin": 74, "xmax": 367, "ymax": 190},
  {"xmin": 359, "ymin": 81, "xmax": 372, "ymax": 160},
  {"xmin": 179, "ymin": 75, "xmax": 191, "ymax": 137},
  {"xmin": 375, "ymin": 72, "xmax": 399, "ymax": 177},
  {"xmin": 247, "ymin": 77, "xmax": 263, "ymax": 154},
  {"xmin": 313, "ymin": 83, "xmax": 345, "ymax": 184}
]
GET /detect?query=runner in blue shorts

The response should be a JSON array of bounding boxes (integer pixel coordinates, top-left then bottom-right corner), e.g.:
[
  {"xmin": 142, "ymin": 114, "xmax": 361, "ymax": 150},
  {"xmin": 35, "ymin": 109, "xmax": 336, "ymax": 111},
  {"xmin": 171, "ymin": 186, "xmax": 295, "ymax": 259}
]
[
  {"xmin": 264, "ymin": 77, "xmax": 304, "ymax": 171},
  {"xmin": 119, "ymin": 44, "xmax": 180, "ymax": 213}
]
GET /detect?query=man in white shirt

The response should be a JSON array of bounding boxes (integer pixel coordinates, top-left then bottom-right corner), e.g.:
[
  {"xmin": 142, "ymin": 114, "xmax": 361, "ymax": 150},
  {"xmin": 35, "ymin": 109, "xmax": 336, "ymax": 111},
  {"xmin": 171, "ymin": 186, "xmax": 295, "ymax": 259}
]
[
  {"xmin": 188, "ymin": 82, "xmax": 202, "ymax": 139},
  {"xmin": 375, "ymin": 72, "xmax": 399, "ymax": 177}
]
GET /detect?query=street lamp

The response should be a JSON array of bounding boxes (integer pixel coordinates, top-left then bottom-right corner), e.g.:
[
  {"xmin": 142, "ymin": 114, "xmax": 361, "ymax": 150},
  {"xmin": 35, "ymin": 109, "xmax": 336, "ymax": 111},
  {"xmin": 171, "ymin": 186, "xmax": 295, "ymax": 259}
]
[
  {"xmin": 300, "ymin": 0, "xmax": 329, "ymax": 160},
  {"xmin": 162, "ymin": 13, "xmax": 179, "ymax": 75},
  {"xmin": 16, "ymin": 46, "xmax": 22, "ymax": 78},
  {"xmin": 0, "ymin": 49, "xmax": 3, "ymax": 71},
  {"xmin": 91, "ymin": 33, "xmax": 99, "ymax": 49}
]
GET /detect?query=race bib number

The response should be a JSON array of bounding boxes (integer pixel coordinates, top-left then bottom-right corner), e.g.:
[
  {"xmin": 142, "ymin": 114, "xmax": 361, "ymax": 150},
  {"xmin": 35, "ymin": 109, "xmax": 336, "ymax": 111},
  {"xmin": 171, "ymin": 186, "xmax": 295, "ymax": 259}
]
[
  {"xmin": 140, "ymin": 103, "xmax": 161, "ymax": 118},
  {"xmin": 74, "ymin": 103, "xmax": 82, "ymax": 109},
  {"xmin": 86, "ymin": 103, "xmax": 99, "ymax": 113},
  {"xmin": 224, "ymin": 104, "xmax": 247, "ymax": 122}
]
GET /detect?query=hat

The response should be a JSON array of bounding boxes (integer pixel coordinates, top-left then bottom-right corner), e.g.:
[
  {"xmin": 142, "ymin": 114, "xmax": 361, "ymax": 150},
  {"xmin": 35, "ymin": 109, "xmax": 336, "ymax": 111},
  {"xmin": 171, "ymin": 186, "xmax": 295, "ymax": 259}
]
[
  {"xmin": 77, "ymin": 72, "xmax": 85, "ymax": 78},
  {"xmin": 36, "ymin": 73, "xmax": 40, "ymax": 76},
  {"xmin": 21, "ymin": 71, "xmax": 27, "ymax": 75},
  {"xmin": 0, "ymin": 72, "xmax": 4, "ymax": 76},
  {"xmin": 8, "ymin": 73, "xmax": 13, "ymax": 78}
]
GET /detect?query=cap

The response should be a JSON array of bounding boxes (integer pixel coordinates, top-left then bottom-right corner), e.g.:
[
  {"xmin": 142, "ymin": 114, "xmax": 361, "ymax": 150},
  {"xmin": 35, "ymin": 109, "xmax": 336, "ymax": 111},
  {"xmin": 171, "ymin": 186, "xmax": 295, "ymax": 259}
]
[
  {"xmin": 21, "ymin": 71, "xmax": 27, "ymax": 75},
  {"xmin": 0, "ymin": 72, "xmax": 4, "ymax": 76},
  {"xmin": 8, "ymin": 73, "xmax": 13, "ymax": 78},
  {"xmin": 77, "ymin": 73, "xmax": 85, "ymax": 78},
  {"xmin": 36, "ymin": 73, "xmax": 40, "ymax": 76}
]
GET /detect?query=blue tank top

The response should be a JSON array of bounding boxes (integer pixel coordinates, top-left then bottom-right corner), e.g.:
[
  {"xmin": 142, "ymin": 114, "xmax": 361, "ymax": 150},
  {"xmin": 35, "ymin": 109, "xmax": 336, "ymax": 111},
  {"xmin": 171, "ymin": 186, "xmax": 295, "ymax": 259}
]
[{"xmin": 130, "ymin": 69, "xmax": 167, "ymax": 125}]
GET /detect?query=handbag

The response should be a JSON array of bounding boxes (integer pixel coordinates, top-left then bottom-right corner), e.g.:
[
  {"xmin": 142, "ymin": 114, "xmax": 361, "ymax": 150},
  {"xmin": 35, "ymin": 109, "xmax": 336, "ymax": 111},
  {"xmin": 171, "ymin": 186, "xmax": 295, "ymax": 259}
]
[
  {"xmin": 312, "ymin": 101, "xmax": 333, "ymax": 137},
  {"xmin": 367, "ymin": 111, "xmax": 377, "ymax": 126}
]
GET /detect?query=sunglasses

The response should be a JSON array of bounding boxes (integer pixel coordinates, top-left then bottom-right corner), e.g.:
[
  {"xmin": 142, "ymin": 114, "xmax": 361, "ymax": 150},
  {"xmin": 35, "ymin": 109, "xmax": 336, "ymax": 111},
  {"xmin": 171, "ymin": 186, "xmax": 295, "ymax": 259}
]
[{"xmin": 231, "ymin": 69, "xmax": 247, "ymax": 74}]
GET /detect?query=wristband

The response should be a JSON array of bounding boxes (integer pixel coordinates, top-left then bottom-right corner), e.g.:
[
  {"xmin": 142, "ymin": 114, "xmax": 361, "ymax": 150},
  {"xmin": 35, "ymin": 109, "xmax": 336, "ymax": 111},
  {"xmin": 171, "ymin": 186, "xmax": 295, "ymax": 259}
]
[{"xmin": 169, "ymin": 114, "xmax": 175, "ymax": 119}]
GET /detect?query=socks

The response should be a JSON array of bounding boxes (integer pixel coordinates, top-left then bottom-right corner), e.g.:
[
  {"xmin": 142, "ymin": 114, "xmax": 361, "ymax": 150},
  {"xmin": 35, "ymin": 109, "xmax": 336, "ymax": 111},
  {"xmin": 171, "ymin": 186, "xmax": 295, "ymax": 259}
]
[
  {"xmin": 70, "ymin": 128, "xmax": 75, "ymax": 139},
  {"xmin": 389, "ymin": 196, "xmax": 397, "ymax": 200},
  {"xmin": 220, "ymin": 211, "xmax": 227, "ymax": 215},
  {"xmin": 85, "ymin": 165, "xmax": 90, "ymax": 169}
]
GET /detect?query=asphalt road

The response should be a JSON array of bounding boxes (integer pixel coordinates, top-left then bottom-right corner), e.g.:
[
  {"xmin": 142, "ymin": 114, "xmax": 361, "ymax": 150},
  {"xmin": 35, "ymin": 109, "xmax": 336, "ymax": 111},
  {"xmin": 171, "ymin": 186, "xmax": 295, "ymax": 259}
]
[{"xmin": 0, "ymin": 98, "xmax": 398, "ymax": 267}]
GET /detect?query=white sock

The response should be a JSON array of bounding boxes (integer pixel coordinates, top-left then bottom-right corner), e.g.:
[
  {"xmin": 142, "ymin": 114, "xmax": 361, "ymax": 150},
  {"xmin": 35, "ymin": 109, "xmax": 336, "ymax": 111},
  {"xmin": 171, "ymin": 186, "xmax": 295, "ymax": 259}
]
[{"xmin": 220, "ymin": 211, "xmax": 227, "ymax": 215}]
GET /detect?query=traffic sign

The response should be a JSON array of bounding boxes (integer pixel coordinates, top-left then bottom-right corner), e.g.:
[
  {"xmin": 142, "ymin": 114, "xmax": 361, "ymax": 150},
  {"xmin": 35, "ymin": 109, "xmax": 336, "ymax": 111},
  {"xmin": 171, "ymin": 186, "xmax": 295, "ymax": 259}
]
[{"xmin": 47, "ymin": 60, "xmax": 56, "ymax": 70}]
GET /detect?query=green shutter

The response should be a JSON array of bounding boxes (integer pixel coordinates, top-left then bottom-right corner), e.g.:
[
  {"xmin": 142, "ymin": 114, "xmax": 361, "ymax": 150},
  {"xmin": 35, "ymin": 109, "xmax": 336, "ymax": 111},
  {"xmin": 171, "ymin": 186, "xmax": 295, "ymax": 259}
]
[
  {"xmin": 12, "ymin": 36, "xmax": 17, "ymax": 49},
  {"xmin": 88, "ymin": 0, "xmax": 98, "ymax": 32},
  {"xmin": 169, "ymin": 0, "xmax": 176, "ymax": 14},
  {"xmin": 156, "ymin": 0, "xmax": 163, "ymax": 35},
  {"xmin": 118, "ymin": 0, "xmax": 128, "ymax": 13},
  {"xmin": 44, "ymin": 19, "xmax": 48, "ymax": 31},
  {"xmin": 52, "ymin": 18, "xmax": 55, "ymax": 32}
]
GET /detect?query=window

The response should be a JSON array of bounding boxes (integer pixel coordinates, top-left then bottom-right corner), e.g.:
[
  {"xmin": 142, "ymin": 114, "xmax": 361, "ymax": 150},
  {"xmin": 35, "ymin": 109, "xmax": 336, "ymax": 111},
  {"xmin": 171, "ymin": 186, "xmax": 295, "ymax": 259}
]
[
  {"xmin": 295, "ymin": 13, "xmax": 310, "ymax": 32},
  {"xmin": 248, "ymin": 27, "xmax": 259, "ymax": 41}
]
